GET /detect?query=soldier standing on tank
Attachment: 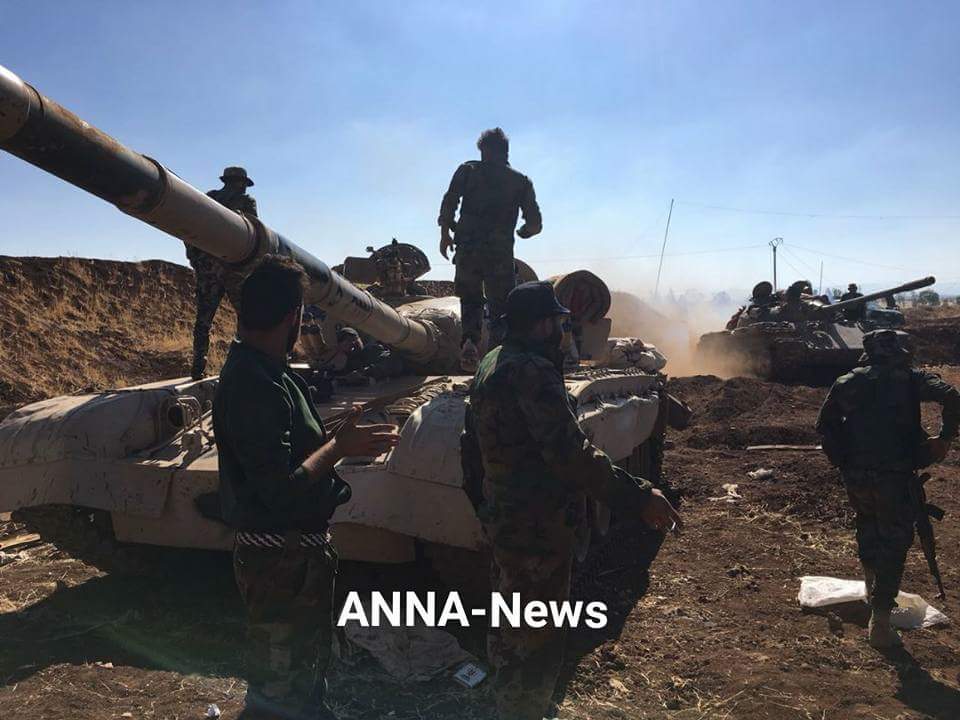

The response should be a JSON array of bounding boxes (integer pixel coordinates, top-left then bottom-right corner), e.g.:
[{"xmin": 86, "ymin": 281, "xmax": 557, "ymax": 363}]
[
  {"xmin": 841, "ymin": 283, "xmax": 863, "ymax": 303},
  {"xmin": 468, "ymin": 281, "xmax": 682, "ymax": 719},
  {"xmin": 840, "ymin": 283, "xmax": 866, "ymax": 322},
  {"xmin": 213, "ymin": 256, "xmax": 399, "ymax": 719},
  {"xmin": 187, "ymin": 166, "xmax": 259, "ymax": 380},
  {"xmin": 816, "ymin": 329, "xmax": 959, "ymax": 648},
  {"xmin": 438, "ymin": 128, "xmax": 542, "ymax": 372}
]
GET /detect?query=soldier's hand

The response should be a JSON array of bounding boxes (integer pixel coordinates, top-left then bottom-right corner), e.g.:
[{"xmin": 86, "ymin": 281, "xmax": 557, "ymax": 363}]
[
  {"xmin": 334, "ymin": 405, "xmax": 400, "ymax": 458},
  {"xmin": 440, "ymin": 229, "xmax": 454, "ymax": 260},
  {"xmin": 516, "ymin": 224, "xmax": 533, "ymax": 239},
  {"xmin": 639, "ymin": 488, "xmax": 683, "ymax": 534},
  {"xmin": 927, "ymin": 436, "xmax": 951, "ymax": 464}
]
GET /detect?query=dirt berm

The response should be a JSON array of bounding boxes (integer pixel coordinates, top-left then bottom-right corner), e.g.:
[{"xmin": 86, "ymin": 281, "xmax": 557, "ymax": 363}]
[{"xmin": 0, "ymin": 255, "xmax": 456, "ymax": 420}]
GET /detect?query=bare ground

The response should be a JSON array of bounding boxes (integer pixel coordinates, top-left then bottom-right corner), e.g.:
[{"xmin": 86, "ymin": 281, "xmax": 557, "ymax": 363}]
[{"xmin": 1, "ymin": 259, "xmax": 959, "ymax": 719}]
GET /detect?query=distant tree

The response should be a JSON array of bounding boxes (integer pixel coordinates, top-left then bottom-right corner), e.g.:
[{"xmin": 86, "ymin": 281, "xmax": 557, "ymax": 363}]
[
  {"xmin": 712, "ymin": 291, "xmax": 731, "ymax": 306},
  {"xmin": 917, "ymin": 290, "xmax": 941, "ymax": 306},
  {"xmin": 830, "ymin": 288, "xmax": 842, "ymax": 300}
]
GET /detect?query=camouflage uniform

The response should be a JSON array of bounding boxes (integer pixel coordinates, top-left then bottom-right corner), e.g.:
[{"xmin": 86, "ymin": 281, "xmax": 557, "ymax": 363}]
[
  {"xmin": 470, "ymin": 336, "xmax": 653, "ymax": 720},
  {"xmin": 187, "ymin": 182, "xmax": 258, "ymax": 378},
  {"xmin": 439, "ymin": 160, "xmax": 541, "ymax": 347},
  {"xmin": 234, "ymin": 540, "xmax": 338, "ymax": 717},
  {"xmin": 214, "ymin": 340, "xmax": 351, "ymax": 719},
  {"xmin": 816, "ymin": 333, "xmax": 959, "ymax": 612}
]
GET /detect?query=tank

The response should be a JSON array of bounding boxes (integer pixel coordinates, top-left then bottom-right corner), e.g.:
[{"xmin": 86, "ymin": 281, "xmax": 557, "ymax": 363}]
[
  {"xmin": 697, "ymin": 277, "xmax": 936, "ymax": 381},
  {"xmin": 0, "ymin": 64, "xmax": 670, "ymax": 576}
]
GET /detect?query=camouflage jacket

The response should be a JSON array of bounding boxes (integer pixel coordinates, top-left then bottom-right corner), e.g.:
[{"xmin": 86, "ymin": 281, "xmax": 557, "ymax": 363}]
[
  {"xmin": 469, "ymin": 337, "xmax": 652, "ymax": 513},
  {"xmin": 207, "ymin": 187, "xmax": 259, "ymax": 217},
  {"xmin": 816, "ymin": 364, "xmax": 960, "ymax": 471},
  {"xmin": 438, "ymin": 160, "xmax": 541, "ymax": 241},
  {"xmin": 185, "ymin": 187, "xmax": 258, "ymax": 266}
]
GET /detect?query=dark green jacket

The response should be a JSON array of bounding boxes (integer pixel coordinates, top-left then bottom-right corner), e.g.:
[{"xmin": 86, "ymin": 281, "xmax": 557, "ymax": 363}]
[
  {"xmin": 438, "ymin": 160, "xmax": 541, "ymax": 240},
  {"xmin": 469, "ymin": 337, "xmax": 652, "ymax": 512},
  {"xmin": 213, "ymin": 341, "xmax": 351, "ymax": 531},
  {"xmin": 816, "ymin": 363, "xmax": 960, "ymax": 471}
]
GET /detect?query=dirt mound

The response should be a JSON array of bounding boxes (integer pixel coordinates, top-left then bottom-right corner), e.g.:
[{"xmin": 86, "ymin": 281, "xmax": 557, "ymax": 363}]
[
  {"xmin": 905, "ymin": 307, "xmax": 960, "ymax": 365},
  {"xmin": 0, "ymin": 256, "xmax": 235, "ymax": 418},
  {"xmin": 608, "ymin": 291, "xmax": 669, "ymax": 340},
  {"xmin": 417, "ymin": 279, "xmax": 455, "ymax": 298},
  {"xmin": 669, "ymin": 374, "xmax": 825, "ymax": 448}
]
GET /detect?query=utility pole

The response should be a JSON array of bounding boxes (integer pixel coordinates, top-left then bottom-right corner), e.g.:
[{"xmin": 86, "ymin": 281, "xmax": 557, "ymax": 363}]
[
  {"xmin": 654, "ymin": 198, "xmax": 674, "ymax": 299},
  {"xmin": 818, "ymin": 261, "xmax": 824, "ymax": 296},
  {"xmin": 769, "ymin": 237, "xmax": 783, "ymax": 290}
]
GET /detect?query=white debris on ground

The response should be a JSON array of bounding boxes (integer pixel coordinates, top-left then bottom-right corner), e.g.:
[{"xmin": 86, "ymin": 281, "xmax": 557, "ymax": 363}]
[
  {"xmin": 797, "ymin": 576, "xmax": 949, "ymax": 629},
  {"xmin": 341, "ymin": 603, "xmax": 477, "ymax": 682},
  {"xmin": 708, "ymin": 483, "xmax": 743, "ymax": 503},
  {"xmin": 747, "ymin": 468, "xmax": 775, "ymax": 481}
]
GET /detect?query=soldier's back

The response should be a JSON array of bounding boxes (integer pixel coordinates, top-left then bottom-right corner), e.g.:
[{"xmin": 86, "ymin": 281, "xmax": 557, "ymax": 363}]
[
  {"xmin": 472, "ymin": 343, "xmax": 565, "ymax": 490},
  {"xmin": 831, "ymin": 365, "xmax": 921, "ymax": 469},
  {"xmin": 458, "ymin": 160, "xmax": 533, "ymax": 236}
]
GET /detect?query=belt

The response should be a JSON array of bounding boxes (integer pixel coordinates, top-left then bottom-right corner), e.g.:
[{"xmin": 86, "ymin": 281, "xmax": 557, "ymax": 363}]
[{"xmin": 235, "ymin": 530, "xmax": 330, "ymax": 549}]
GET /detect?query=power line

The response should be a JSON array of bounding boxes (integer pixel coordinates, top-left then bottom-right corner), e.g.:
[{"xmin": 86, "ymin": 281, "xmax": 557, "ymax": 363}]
[
  {"xmin": 780, "ymin": 245, "xmax": 819, "ymax": 276},
  {"xmin": 675, "ymin": 199, "xmax": 960, "ymax": 221},
  {"xmin": 787, "ymin": 243, "xmax": 918, "ymax": 272},
  {"xmin": 777, "ymin": 254, "xmax": 810, "ymax": 283}
]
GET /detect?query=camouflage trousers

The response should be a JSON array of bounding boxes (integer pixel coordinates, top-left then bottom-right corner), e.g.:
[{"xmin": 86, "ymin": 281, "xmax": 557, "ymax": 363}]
[
  {"xmin": 483, "ymin": 500, "xmax": 575, "ymax": 720},
  {"xmin": 233, "ymin": 538, "xmax": 338, "ymax": 718},
  {"xmin": 454, "ymin": 236, "xmax": 517, "ymax": 347},
  {"xmin": 186, "ymin": 246, "xmax": 242, "ymax": 377},
  {"xmin": 842, "ymin": 468, "xmax": 916, "ymax": 611}
]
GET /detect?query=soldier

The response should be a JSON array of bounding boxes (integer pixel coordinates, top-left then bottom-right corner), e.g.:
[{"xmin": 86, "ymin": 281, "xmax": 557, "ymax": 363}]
[
  {"xmin": 213, "ymin": 256, "xmax": 399, "ymax": 719},
  {"xmin": 438, "ymin": 128, "xmax": 543, "ymax": 372},
  {"xmin": 840, "ymin": 283, "xmax": 863, "ymax": 303},
  {"xmin": 816, "ymin": 329, "xmax": 959, "ymax": 648},
  {"xmin": 187, "ymin": 166, "xmax": 259, "ymax": 380},
  {"xmin": 468, "ymin": 281, "xmax": 682, "ymax": 719},
  {"xmin": 318, "ymin": 327, "xmax": 405, "ymax": 384},
  {"xmin": 840, "ymin": 283, "xmax": 866, "ymax": 322}
]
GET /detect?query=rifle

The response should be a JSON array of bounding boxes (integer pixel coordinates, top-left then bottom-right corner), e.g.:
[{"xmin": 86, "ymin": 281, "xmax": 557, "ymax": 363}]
[{"xmin": 910, "ymin": 472, "xmax": 946, "ymax": 599}]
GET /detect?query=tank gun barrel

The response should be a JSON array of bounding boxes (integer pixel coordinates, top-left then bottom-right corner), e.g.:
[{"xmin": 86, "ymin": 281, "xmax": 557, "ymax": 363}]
[
  {"xmin": 813, "ymin": 276, "xmax": 936, "ymax": 317},
  {"xmin": 0, "ymin": 64, "xmax": 439, "ymax": 365}
]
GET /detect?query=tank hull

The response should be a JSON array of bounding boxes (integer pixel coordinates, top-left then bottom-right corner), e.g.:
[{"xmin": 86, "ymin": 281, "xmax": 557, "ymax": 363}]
[
  {"xmin": 697, "ymin": 320, "xmax": 866, "ymax": 381},
  {"xmin": 2, "ymin": 369, "xmax": 666, "ymax": 564}
]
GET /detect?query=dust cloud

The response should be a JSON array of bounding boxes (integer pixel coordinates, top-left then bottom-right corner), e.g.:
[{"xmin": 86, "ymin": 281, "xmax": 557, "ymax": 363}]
[{"xmin": 607, "ymin": 290, "xmax": 746, "ymax": 378}]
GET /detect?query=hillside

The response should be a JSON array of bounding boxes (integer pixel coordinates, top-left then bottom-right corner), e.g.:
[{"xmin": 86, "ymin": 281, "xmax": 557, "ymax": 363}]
[{"xmin": 0, "ymin": 256, "xmax": 235, "ymax": 419}]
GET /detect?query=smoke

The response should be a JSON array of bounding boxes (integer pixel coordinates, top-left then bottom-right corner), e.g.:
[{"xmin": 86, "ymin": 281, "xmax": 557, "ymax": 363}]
[{"xmin": 607, "ymin": 289, "xmax": 746, "ymax": 378}]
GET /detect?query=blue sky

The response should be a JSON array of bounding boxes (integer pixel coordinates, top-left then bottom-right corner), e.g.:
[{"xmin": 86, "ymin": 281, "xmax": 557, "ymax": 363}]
[{"xmin": 1, "ymin": 1, "xmax": 957, "ymax": 296}]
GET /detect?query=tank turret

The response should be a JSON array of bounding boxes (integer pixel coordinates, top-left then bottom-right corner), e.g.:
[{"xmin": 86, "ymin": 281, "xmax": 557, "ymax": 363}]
[{"xmin": 0, "ymin": 64, "xmax": 454, "ymax": 370}]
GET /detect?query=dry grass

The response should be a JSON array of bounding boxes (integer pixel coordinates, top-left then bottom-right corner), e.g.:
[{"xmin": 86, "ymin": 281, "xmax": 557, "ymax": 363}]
[{"xmin": 0, "ymin": 256, "xmax": 234, "ymax": 415}]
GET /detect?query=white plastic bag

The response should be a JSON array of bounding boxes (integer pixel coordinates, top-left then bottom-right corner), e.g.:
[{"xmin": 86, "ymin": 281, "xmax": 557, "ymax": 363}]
[{"xmin": 797, "ymin": 576, "xmax": 949, "ymax": 629}]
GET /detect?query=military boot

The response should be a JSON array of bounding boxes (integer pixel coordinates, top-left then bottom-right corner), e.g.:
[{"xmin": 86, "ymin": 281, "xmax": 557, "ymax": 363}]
[
  {"xmin": 190, "ymin": 354, "xmax": 207, "ymax": 381},
  {"xmin": 868, "ymin": 607, "xmax": 902, "ymax": 649},
  {"xmin": 460, "ymin": 339, "xmax": 480, "ymax": 373}
]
